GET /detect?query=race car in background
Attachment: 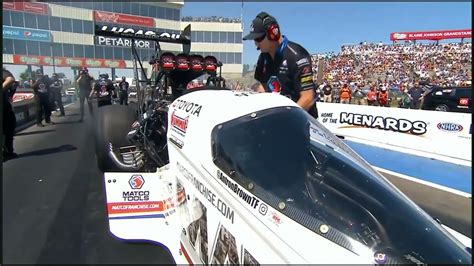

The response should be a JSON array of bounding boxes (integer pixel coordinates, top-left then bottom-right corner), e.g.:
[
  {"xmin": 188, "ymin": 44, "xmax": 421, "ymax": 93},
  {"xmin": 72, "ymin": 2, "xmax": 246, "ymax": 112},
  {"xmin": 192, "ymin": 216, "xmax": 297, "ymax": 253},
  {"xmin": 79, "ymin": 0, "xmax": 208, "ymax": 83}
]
[{"xmin": 93, "ymin": 23, "xmax": 471, "ymax": 264}]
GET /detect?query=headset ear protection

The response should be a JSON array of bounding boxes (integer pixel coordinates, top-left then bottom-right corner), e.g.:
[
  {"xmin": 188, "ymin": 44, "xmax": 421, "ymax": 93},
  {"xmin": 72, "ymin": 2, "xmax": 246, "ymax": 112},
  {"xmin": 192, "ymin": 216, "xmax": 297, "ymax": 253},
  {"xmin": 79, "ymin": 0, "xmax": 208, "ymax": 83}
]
[{"xmin": 257, "ymin": 12, "xmax": 280, "ymax": 41}]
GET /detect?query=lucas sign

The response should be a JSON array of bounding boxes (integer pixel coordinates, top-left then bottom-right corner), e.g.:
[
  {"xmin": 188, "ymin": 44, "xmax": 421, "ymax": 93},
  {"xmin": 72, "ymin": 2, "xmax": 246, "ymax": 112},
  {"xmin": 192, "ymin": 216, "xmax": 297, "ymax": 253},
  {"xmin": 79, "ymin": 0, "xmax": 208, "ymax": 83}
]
[{"xmin": 95, "ymin": 35, "xmax": 154, "ymax": 49}]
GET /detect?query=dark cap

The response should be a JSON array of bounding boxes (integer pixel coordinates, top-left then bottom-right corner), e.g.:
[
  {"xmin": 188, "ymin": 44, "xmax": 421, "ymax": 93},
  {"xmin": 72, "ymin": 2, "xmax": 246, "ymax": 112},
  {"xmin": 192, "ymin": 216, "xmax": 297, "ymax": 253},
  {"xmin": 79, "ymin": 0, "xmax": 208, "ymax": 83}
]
[{"xmin": 242, "ymin": 12, "xmax": 278, "ymax": 41}]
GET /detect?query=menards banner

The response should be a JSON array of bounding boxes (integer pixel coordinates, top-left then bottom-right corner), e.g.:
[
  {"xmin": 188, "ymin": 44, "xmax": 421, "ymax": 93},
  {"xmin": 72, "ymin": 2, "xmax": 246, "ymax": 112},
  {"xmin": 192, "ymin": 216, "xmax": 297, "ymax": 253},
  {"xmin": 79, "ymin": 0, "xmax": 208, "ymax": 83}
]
[
  {"xmin": 390, "ymin": 29, "xmax": 472, "ymax": 41},
  {"xmin": 13, "ymin": 55, "xmax": 126, "ymax": 68}
]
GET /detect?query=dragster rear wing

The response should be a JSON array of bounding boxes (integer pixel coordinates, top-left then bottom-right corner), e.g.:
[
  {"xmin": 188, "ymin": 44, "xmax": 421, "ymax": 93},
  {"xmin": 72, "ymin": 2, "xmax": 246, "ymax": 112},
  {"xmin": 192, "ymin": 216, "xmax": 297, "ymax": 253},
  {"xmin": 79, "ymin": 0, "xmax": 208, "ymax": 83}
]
[{"xmin": 95, "ymin": 24, "xmax": 191, "ymax": 54}]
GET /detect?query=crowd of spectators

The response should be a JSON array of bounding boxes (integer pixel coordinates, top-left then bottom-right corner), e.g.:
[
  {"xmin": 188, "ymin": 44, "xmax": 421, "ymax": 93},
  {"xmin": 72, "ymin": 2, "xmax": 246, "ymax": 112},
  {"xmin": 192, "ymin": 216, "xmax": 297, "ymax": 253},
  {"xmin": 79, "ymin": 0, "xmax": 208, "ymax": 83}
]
[
  {"xmin": 311, "ymin": 42, "xmax": 471, "ymax": 90},
  {"xmin": 181, "ymin": 16, "xmax": 241, "ymax": 23}
]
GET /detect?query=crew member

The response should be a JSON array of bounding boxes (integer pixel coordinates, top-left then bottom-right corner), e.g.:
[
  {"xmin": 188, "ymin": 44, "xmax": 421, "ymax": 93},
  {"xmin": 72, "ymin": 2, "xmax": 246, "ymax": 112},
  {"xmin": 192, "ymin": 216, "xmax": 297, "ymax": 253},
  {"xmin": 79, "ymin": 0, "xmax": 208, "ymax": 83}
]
[
  {"xmin": 118, "ymin": 76, "xmax": 129, "ymax": 105},
  {"xmin": 91, "ymin": 73, "xmax": 115, "ymax": 107},
  {"xmin": 76, "ymin": 67, "xmax": 94, "ymax": 122},
  {"xmin": 32, "ymin": 69, "xmax": 54, "ymax": 126},
  {"xmin": 50, "ymin": 73, "xmax": 65, "ymax": 116},
  {"xmin": 243, "ymin": 12, "xmax": 318, "ymax": 118},
  {"xmin": 2, "ymin": 68, "xmax": 18, "ymax": 160}
]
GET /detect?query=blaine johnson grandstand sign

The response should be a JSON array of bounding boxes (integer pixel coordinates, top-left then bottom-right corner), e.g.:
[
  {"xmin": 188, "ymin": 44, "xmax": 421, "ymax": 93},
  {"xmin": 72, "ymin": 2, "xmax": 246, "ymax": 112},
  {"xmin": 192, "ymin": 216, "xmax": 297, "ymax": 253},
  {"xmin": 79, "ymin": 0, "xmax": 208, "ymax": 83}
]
[
  {"xmin": 95, "ymin": 36, "xmax": 154, "ymax": 49},
  {"xmin": 390, "ymin": 29, "xmax": 471, "ymax": 41}
]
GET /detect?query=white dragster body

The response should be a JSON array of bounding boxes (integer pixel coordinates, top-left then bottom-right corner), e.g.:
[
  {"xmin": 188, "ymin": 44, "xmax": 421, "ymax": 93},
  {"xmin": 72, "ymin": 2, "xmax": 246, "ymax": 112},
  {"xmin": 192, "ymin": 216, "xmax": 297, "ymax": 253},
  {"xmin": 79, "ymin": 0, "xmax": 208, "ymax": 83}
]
[{"xmin": 103, "ymin": 90, "xmax": 471, "ymax": 264}]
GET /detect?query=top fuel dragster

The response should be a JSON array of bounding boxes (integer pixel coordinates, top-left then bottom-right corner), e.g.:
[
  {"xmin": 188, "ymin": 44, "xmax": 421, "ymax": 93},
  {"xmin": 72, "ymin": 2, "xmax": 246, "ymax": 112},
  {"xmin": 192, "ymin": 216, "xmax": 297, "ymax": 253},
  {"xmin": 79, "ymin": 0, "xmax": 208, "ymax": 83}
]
[{"xmin": 93, "ymin": 23, "xmax": 471, "ymax": 264}]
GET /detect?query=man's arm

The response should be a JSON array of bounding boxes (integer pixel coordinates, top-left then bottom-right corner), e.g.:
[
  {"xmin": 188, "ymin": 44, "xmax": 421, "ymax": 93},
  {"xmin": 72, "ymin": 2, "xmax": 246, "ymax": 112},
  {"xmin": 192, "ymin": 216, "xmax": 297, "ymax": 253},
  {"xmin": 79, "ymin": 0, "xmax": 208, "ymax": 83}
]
[
  {"xmin": 253, "ymin": 54, "xmax": 267, "ymax": 93},
  {"xmin": 292, "ymin": 55, "xmax": 316, "ymax": 110},
  {"xmin": 296, "ymin": 89, "xmax": 315, "ymax": 110},
  {"xmin": 3, "ymin": 76, "xmax": 15, "ymax": 92},
  {"xmin": 89, "ymin": 84, "xmax": 95, "ymax": 98}
]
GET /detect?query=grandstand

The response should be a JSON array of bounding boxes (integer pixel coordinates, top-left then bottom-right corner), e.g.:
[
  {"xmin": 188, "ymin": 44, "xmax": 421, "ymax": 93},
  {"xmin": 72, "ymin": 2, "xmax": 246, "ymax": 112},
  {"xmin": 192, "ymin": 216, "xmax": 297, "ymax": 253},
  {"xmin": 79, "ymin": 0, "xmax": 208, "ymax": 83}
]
[{"xmin": 312, "ymin": 41, "xmax": 471, "ymax": 89}]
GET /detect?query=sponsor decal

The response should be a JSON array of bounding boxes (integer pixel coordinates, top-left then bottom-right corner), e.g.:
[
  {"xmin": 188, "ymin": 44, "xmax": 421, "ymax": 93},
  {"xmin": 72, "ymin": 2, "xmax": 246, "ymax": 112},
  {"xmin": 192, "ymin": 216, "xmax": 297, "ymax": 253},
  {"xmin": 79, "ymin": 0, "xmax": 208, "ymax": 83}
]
[
  {"xmin": 169, "ymin": 134, "xmax": 184, "ymax": 149},
  {"xmin": 177, "ymin": 162, "xmax": 234, "ymax": 223},
  {"xmin": 95, "ymin": 36, "xmax": 153, "ymax": 48},
  {"xmin": 392, "ymin": 33, "xmax": 407, "ymax": 40},
  {"xmin": 217, "ymin": 170, "xmax": 267, "ymax": 215},
  {"xmin": 182, "ymin": 200, "xmax": 261, "ymax": 265},
  {"xmin": 339, "ymin": 112, "xmax": 427, "ymax": 135},
  {"xmin": 107, "ymin": 201, "xmax": 163, "ymax": 214},
  {"xmin": 15, "ymin": 112, "xmax": 25, "ymax": 122},
  {"xmin": 268, "ymin": 211, "xmax": 282, "ymax": 225},
  {"xmin": 94, "ymin": 11, "xmax": 155, "ymax": 27},
  {"xmin": 271, "ymin": 27, "xmax": 279, "ymax": 37},
  {"xmin": 129, "ymin": 174, "xmax": 145, "ymax": 189},
  {"xmin": 300, "ymin": 76, "xmax": 313, "ymax": 83},
  {"xmin": 96, "ymin": 25, "xmax": 185, "ymax": 42},
  {"xmin": 437, "ymin": 122, "xmax": 463, "ymax": 132},
  {"xmin": 320, "ymin": 112, "xmax": 338, "ymax": 123},
  {"xmin": 13, "ymin": 92, "xmax": 34, "ymax": 103},
  {"xmin": 403, "ymin": 254, "xmax": 424, "ymax": 264},
  {"xmin": 296, "ymin": 57, "xmax": 309, "ymax": 66},
  {"xmin": 458, "ymin": 97, "xmax": 469, "ymax": 106},
  {"xmin": 3, "ymin": 26, "xmax": 51, "ymax": 42},
  {"xmin": 12, "ymin": 55, "xmax": 125, "ymax": 68},
  {"xmin": 267, "ymin": 76, "xmax": 281, "ymax": 93},
  {"xmin": 3, "ymin": 2, "xmax": 48, "ymax": 14},
  {"xmin": 302, "ymin": 66, "xmax": 311, "ymax": 74},
  {"xmin": 171, "ymin": 99, "xmax": 203, "ymax": 116},
  {"xmin": 390, "ymin": 29, "xmax": 471, "ymax": 41},
  {"xmin": 374, "ymin": 252, "xmax": 387, "ymax": 264},
  {"xmin": 122, "ymin": 190, "xmax": 150, "ymax": 201},
  {"xmin": 170, "ymin": 111, "xmax": 189, "ymax": 136}
]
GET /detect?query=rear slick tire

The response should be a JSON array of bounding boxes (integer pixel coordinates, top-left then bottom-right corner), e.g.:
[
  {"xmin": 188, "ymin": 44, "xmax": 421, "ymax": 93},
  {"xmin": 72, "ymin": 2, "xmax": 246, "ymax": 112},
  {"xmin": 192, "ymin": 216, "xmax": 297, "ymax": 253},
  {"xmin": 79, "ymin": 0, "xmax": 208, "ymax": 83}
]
[{"xmin": 95, "ymin": 105, "xmax": 137, "ymax": 172}]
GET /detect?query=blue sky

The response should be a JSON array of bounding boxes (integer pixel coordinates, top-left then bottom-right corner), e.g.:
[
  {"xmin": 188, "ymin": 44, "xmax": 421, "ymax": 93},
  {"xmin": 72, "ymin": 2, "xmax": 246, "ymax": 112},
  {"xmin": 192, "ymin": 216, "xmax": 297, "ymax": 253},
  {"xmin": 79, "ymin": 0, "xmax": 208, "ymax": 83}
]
[
  {"xmin": 5, "ymin": 2, "xmax": 471, "ymax": 80},
  {"xmin": 182, "ymin": 2, "xmax": 472, "ymax": 65}
]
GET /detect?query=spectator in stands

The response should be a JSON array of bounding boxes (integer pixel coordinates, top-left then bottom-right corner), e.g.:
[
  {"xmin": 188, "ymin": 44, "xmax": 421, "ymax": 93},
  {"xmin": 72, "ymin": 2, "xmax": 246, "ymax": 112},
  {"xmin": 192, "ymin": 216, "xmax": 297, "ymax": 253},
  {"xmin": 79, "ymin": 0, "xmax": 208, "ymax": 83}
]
[
  {"xmin": 332, "ymin": 83, "xmax": 340, "ymax": 103},
  {"xmin": 2, "ymin": 68, "xmax": 18, "ymax": 161},
  {"xmin": 313, "ymin": 41, "xmax": 471, "ymax": 92},
  {"xmin": 377, "ymin": 86, "xmax": 389, "ymax": 107},
  {"xmin": 339, "ymin": 83, "xmax": 351, "ymax": 104},
  {"xmin": 398, "ymin": 88, "xmax": 411, "ymax": 109},
  {"xmin": 352, "ymin": 83, "xmax": 366, "ymax": 105},
  {"xmin": 366, "ymin": 84, "xmax": 378, "ymax": 106},
  {"xmin": 407, "ymin": 81, "xmax": 425, "ymax": 109}
]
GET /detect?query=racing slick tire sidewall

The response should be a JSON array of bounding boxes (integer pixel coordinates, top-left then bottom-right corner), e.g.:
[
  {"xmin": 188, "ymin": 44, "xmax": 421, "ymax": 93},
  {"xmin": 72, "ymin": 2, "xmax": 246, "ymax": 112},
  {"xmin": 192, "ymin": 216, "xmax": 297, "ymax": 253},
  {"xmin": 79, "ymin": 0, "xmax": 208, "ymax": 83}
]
[{"xmin": 95, "ymin": 104, "xmax": 136, "ymax": 172}]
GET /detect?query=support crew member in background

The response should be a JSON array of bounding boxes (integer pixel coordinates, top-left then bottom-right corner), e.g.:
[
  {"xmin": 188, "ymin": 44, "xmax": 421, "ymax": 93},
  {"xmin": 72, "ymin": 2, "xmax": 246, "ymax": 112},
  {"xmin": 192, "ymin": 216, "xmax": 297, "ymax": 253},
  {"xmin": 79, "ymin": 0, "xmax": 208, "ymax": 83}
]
[
  {"xmin": 50, "ymin": 73, "xmax": 65, "ymax": 116},
  {"xmin": 32, "ymin": 69, "xmax": 54, "ymax": 127},
  {"xmin": 118, "ymin": 76, "xmax": 129, "ymax": 105},
  {"xmin": 76, "ymin": 67, "xmax": 94, "ymax": 122},
  {"xmin": 2, "ymin": 68, "xmax": 18, "ymax": 160},
  {"xmin": 243, "ymin": 11, "xmax": 318, "ymax": 119},
  {"xmin": 90, "ymin": 73, "xmax": 115, "ymax": 107}
]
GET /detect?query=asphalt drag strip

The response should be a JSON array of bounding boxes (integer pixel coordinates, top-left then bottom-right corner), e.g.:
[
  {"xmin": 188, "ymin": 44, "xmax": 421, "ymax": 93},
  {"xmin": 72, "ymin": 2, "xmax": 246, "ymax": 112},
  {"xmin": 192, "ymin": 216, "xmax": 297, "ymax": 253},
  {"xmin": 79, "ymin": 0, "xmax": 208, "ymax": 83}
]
[{"xmin": 2, "ymin": 101, "xmax": 174, "ymax": 264}]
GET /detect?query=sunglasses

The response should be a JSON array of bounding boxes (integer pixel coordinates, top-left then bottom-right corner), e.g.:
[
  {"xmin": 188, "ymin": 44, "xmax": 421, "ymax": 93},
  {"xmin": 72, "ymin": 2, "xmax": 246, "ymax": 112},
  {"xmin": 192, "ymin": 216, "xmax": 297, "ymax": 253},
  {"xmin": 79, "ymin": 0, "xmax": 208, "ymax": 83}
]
[{"xmin": 254, "ymin": 35, "xmax": 266, "ymax": 43}]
